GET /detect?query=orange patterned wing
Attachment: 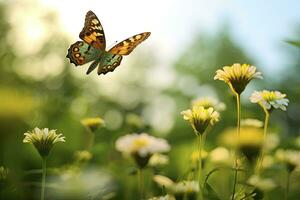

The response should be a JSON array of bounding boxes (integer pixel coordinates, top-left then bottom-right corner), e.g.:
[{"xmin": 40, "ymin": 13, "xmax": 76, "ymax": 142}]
[
  {"xmin": 108, "ymin": 32, "xmax": 151, "ymax": 55},
  {"xmin": 79, "ymin": 10, "xmax": 106, "ymax": 50}
]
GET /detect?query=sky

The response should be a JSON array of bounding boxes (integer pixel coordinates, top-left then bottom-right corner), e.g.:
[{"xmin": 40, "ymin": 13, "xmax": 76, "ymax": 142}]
[
  {"xmin": 11, "ymin": 0, "xmax": 300, "ymax": 75},
  {"xmin": 4, "ymin": 0, "xmax": 300, "ymax": 133}
]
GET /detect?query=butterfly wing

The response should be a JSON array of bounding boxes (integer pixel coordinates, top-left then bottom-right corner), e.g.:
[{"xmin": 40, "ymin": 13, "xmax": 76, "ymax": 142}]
[
  {"xmin": 108, "ymin": 32, "xmax": 150, "ymax": 55},
  {"xmin": 66, "ymin": 41, "xmax": 102, "ymax": 66},
  {"xmin": 79, "ymin": 10, "xmax": 106, "ymax": 50},
  {"xmin": 97, "ymin": 52, "xmax": 123, "ymax": 75}
]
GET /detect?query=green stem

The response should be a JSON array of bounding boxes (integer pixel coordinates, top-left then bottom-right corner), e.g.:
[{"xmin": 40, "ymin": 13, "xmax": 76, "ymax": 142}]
[
  {"xmin": 138, "ymin": 169, "xmax": 144, "ymax": 200},
  {"xmin": 87, "ymin": 128, "xmax": 95, "ymax": 150},
  {"xmin": 256, "ymin": 108, "xmax": 270, "ymax": 174},
  {"xmin": 262, "ymin": 109, "xmax": 270, "ymax": 145},
  {"xmin": 284, "ymin": 171, "xmax": 291, "ymax": 200},
  {"xmin": 232, "ymin": 93, "xmax": 241, "ymax": 200},
  {"xmin": 198, "ymin": 134, "xmax": 204, "ymax": 200},
  {"xmin": 41, "ymin": 157, "xmax": 47, "ymax": 200}
]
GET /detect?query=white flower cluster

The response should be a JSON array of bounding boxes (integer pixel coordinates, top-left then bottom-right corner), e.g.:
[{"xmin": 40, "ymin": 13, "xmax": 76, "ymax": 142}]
[
  {"xmin": 250, "ymin": 90, "xmax": 289, "ymax": 111},
  {"xmin": 248, "ymin": 175, "xmax": 276, "ymax": 191},
  {"xmin": 149, "ymin": 153, "xmax": 169, "ymax": 167},
  {"xmin": 172, "ymin": 180, "xmax": 199, "ymax": 194},
  {"xmin": 275, "ymin": 149, "xmax": 300, "ymax": 171},
  {"xmin": 209, "ymin": 147, "xmax": 232, "ymax": 165},
  {"xmin": 115, "ymin": 133, "xmax": 170, "ymax": 157},
  {"xmin": 153, "ymin": 175, "xmax": 199, "ymax": 194}
]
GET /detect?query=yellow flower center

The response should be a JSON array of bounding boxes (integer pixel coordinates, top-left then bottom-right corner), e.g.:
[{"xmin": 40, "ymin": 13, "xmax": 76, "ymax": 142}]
[
  {"xmin": 262, "ymin": 91, "xmax": 277, "ymax": 101},
  {"xmin": 132, "ymin": 138, "xmax": 149, "ymax": 150}
]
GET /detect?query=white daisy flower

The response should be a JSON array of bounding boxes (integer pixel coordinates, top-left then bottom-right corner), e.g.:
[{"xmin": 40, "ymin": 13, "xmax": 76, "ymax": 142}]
[
  {"xmin": 23, "ymin": 127, "xmax": 65, "ymax": 157},
  {"xmin": 115, "ymin": 133, "xmax": 170, "ymax": 168},
  {"xmin": 250, "ymin": 90, "xmax": 289, "ymax": 111}
]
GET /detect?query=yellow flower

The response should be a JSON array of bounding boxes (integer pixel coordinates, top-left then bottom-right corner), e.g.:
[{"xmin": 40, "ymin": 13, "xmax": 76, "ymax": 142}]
[
  {"xmin": 250, "ymin": 90, "xmax": 289, "ymax": 111},
  {"xmin": 23, "ymin": 127, "xmax": 65, "ymax": 157},
  {"xmin": 81, "ymin": 117, "xmax": 105, "ymax": 132},
  {"xmin": 74, "ymin": 150, "xmax": 93, "ymax": 163},
  {"xmin": 192, "ymin": 97, "xmax": 226, "ymax": 111},
  {"xmin": 275, "ymin": 149, "xmax": 300, "ymax": 172},
  {"xmin": 214, "ymin": 63, "xmax": 262, "ymax": 94},
  {"xmin": 181, "ymin": 106, "xmax": 220, "ymax": 135},
  {"xmin": 220, "ymin": 127, "xmax": 264, "ymax": 163},
  {"xmin": 190, "ymin": 149, "xmax": 208, "ymax": 164},
  {"xmin": 241, "ymin": 118, "xmax": 263, "ymax": 128}
]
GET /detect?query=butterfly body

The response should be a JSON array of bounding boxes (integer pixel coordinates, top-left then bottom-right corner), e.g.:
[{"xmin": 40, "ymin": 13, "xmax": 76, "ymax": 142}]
[
  {"xmin": 66, "ymin": 10, "xmax": 150, "ymax": 75},
  {"xmin": 87, "ymin": 50, "xmax": 123, "ymax": 75}
]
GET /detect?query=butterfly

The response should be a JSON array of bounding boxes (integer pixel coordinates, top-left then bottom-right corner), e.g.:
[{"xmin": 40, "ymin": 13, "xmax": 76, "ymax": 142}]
[{"xmin": 66, "ymin": 10, "xmax": 151, "ymax": 75}]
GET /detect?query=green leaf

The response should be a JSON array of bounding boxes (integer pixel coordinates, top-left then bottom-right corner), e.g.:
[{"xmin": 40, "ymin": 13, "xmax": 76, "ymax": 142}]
[
  {"xmin": 286, "ymin": 40, "xmax": 300, "ymax": 48},
  {"xmin": 204, "ymin": 168, "xmax": 219, "ymax": 185}
]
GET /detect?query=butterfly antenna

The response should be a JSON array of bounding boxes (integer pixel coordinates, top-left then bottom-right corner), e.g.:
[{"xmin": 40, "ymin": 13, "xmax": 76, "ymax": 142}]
[{"xmin": 108, "ymin": 41, "xmax": 119, "ymax": 49}]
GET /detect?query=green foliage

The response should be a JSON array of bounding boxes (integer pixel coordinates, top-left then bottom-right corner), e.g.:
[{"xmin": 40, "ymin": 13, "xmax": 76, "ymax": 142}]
[{"xmin": 286, "ymin": 40, "xmax": 300, "ymax": 48}]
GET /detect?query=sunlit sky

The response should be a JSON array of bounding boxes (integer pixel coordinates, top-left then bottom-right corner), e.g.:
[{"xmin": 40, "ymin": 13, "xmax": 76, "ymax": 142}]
[
  {"xmin": 4, "ymin": 0, "xmax": 300, "ymax": 133},
  {"xmin": 36, "ymin": 0, "xmax": 300, "ymax": 74},
  {"xmin": 7, "ymin": 0, "xmax": 300, "ymax": 77}
]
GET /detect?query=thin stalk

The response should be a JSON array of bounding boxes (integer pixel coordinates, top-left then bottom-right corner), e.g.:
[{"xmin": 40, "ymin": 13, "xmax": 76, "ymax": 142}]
[
  {"xmin": 41, "ymin": 157, "xmax": 47, "ymax": 200},
  {"xmin": 232, "ymin": 93, "xmax": 241, "ymax": 200},
  {"xmin": 284, "ymin": 171, "xmax": 291, "ymax": 200},
  {"xmin": 256, "ymin": 108, "xmax": 270, "ymax": 174},
  {"xmin": 138, "ymin": 169, "xmax": 144, "ymax": 200},
  {"xmin": 197, "ymin": 134, "xmax": 204, "ymax": 200},
  {"xmin": 86, "ymin": 128, "xmax": 95, "ymax": 150},
  {"xmin": 183, "ymin": 148, "xmax": 196, "ymax": 200},
  {"xmin": 183, "ymin": 188, "xmax": 188, "ymax": 200}
]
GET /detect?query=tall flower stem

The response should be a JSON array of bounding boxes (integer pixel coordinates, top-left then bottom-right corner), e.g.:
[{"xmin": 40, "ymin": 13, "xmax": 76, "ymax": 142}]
[
  {"xmin": 256, "ymin": 107, "xmax": 270, "ymax": 174},
  {"xmin": 138, "ymin": 169, "xmax": 144, "ymax": 200},
  {"xmin": 84, "ymin": 127, "xmax": 95, "ymax": 150},
  {"xmin": 232, "ymin": 93, "xmax": 241, "ymax": 200},
  {"xmin": 41, "ymin": 157, "xmax": 47, "ymax": 200},
  {"xmin": 197, "ymin": 134, "xmax": 204, "ymax": 200},
  {"xmin": 284, "ymin": 171, "xmax": 291, "ymax": 200}
]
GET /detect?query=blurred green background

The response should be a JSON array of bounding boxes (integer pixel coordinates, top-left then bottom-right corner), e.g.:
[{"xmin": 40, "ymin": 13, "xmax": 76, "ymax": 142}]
[{"xmin": 0, "ymin": 0, "xmax": 300, "ymax": 199}]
